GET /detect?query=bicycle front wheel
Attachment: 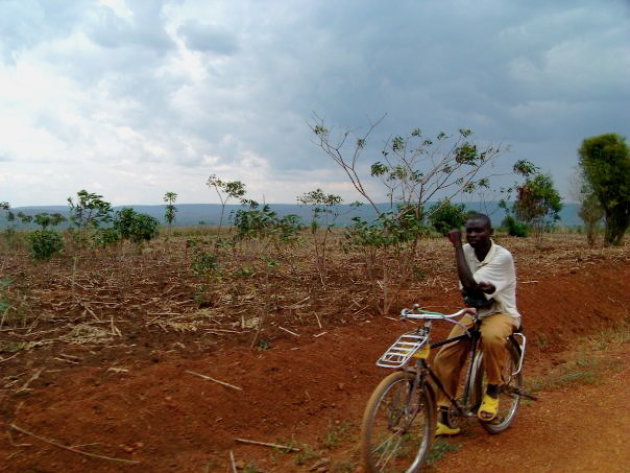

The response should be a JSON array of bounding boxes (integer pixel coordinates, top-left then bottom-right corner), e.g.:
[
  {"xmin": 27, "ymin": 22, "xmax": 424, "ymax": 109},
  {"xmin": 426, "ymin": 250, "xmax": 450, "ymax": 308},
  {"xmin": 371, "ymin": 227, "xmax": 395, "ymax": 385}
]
[
  {"xmin": 360, "ymin": 371, "xmax": 435, "ymax": 473},
  {"xmin": 477, "ymin": 337, "xmax": 523, "ymax": 434}
]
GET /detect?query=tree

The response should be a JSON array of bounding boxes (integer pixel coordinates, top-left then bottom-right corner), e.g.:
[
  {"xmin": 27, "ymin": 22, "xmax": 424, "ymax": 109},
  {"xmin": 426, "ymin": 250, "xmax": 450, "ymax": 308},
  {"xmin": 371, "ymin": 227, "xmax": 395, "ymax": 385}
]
[
  {"xmin": 570, "ymin": 169, "xmax": 604, "ymax": 247},
  {"xmin": 16, "ymin": 212, "xmax": 33, "ymax": 226},
  {"xmin": 206, "ymin": 175, "xmax": 246, "ymax": 236},
  {"xmin": 310, "ymin": 116, "xmax": 506, "ymax": 248},
  {"xmin": 67, "ymin": 190, "xmax": 113, "ymax": 230},
  {"xmin": 579, "ymin": 192, "xmax": 604, "ymax": 247},
  {"xmin": 163, "ymin": 191, "xmax": 178, "ymax": 239},
  {"xmin": 578, "ymin": 133, "xmax": 630, "ymax": 246},
  {"xmin": 499, "ymin": 161, "xmax": 562, "ymax": 240},
  {"xmin": 0, "ymin": 202, "xmax": 14, "ymax": 233},
  {"xmin": 512, "ymin": 164, "xmax": 563, "ymax": 240},
  {"xmin": 297, "ymin": 189, "xmax": 343, "ymax": 285},
  {"xmin": 34, "ymin": 213, "xmax": 66, "ymax": 230}
]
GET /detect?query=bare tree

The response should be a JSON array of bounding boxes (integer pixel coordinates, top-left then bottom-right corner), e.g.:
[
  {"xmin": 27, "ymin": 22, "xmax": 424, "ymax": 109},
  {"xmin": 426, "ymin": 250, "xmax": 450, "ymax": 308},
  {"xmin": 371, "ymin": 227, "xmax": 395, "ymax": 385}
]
[{"xmin": 309, "ymin": 115, "xmax": 507, "ymax": 223}]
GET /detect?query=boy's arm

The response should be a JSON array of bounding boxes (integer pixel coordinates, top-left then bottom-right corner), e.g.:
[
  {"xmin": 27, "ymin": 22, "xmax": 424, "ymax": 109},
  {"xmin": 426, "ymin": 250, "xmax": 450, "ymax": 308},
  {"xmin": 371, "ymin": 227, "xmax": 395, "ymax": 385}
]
[{"xmin": 447, "ymin": 229, "xmax": 496, "ymax": 294}]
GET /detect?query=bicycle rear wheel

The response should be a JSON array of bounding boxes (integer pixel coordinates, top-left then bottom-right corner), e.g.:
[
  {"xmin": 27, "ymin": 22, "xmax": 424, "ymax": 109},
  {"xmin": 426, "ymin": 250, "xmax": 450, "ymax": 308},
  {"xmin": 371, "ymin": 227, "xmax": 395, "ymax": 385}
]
[
  {"xmin": 360, "ymin": 371, "xmax": 435, "ymax": 473},
  {"xmin": 476, "ymin": 337, "xmax": 523, "ymax": 434}
]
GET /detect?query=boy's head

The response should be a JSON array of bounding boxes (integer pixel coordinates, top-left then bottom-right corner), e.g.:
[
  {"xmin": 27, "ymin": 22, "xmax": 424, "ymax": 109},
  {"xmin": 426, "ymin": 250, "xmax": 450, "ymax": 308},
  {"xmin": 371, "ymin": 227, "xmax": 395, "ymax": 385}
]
[{"xmin": 464, "ymin": 213, "xmax": 493, "ymax": 248}]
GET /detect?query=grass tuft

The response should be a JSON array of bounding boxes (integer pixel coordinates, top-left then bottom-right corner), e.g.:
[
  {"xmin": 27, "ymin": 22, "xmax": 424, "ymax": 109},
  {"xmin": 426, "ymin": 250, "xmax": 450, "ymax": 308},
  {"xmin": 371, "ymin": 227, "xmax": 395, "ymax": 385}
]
[{"xmin": 426, "ymin": 438, "xmax": 462, "ymax": 466}]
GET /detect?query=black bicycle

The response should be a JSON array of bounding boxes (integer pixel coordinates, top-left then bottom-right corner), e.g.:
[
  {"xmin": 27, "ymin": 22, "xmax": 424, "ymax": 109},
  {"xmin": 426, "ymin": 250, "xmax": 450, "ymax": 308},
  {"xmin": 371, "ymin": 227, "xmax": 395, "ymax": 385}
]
[{"xmin": 360, "ymin": 306, "xmax": 534, "ymax": 473}]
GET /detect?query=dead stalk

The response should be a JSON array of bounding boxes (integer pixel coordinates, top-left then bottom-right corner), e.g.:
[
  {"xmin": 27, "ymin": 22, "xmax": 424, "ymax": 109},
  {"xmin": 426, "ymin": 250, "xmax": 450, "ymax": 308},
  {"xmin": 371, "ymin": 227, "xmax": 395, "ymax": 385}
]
[
  {"xmin": 18, "ymin": 369, "xmax": 44, "ymax": 393},
  {"xmin": 7, "ymin": 429, "xmax": 32, "ymax": 447},
  {"xmin": 0, "ymin": 308, "xmax": 8, "ymax": 330},
  {"xmin": 80, "ymin": 303, "xmax": 99, "ymax": 321},
  {"xmin": 314, "ymin": 312, "xmax": 322, "ymax": 329},
  {"xmin": 110, "ymin": 315, "xmax": 121, "ymax": 336},
  {"xmin": 278, "ymin": 326, "xmax": 300, "ymax": 337},
  {"xmin": 229, "ymin": 450, "xmax": 237, "ymax": 473},
  {"xmin": 184, "ymin": 370, "xmax": 243, "ymax": 391},
  {"xmin": 0, "ymin": 352, "xmax": 19, "ymax": 364},
  {"xmin": 234, "ymin": 438, "xmax": 300, "ymax": 452},
  {"xmin": 71, "ymin": 256, "xmax": 78, "ymax": 300},
  {"xmin": 9, "ymin": 424, "xmax": 140, "ymax": 464}
]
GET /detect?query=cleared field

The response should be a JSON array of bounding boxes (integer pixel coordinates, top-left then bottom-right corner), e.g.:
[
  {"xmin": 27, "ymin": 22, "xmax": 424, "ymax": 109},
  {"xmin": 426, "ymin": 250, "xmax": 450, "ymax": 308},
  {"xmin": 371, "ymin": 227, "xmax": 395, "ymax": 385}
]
[{"xmin": 0, "ymin": 231, "xmax": 628, "ymax": 472}]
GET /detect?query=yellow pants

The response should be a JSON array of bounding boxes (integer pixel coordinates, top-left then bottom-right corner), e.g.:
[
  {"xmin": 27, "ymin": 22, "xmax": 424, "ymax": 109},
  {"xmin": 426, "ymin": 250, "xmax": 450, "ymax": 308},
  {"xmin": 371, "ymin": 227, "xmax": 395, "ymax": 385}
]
[{"xmin": 433, "ymin": 312, "xmax": 515, "ymax": 408}]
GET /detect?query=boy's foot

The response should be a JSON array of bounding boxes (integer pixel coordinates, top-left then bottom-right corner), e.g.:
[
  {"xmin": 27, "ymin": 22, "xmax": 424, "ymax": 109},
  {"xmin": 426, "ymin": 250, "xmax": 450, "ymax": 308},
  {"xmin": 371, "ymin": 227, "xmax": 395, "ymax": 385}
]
[
  {"xmin": 435, "ymin": 421, "xmax": 461, "ymax": 436},
  {"xmin": 478, "ymin": 393, "xmax": 499, "ymax": 421}
]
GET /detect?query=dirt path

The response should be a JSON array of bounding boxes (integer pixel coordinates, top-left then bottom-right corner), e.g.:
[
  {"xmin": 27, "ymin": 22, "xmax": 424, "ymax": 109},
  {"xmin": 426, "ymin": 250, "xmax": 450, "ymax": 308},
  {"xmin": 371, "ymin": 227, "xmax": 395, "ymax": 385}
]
[
  {"xmin": 434, "ymin": 348, "xmax": 629, "ymax": 473},
  {"xmin": 1, "ymin": 325, "xmax": 627, "ymax": 473}
]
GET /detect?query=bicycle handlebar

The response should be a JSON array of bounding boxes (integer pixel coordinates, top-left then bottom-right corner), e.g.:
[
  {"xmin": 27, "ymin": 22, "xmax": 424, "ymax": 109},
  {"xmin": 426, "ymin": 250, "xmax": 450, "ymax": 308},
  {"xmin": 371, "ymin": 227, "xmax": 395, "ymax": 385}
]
[{"xmin": 400, "ymin": 306, "xmax": 477, "ymax": 321}]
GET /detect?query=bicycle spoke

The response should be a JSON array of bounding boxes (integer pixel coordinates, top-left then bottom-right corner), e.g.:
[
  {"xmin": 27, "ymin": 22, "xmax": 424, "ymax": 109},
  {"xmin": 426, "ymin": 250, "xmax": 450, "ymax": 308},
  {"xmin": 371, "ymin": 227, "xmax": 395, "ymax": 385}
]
[
  {"xmin": 361, "ymin": 372, "xmax": 434, "ymax": 473},
  {"xmin": 375, "ymin": 434, "xmax": 403, "ymax": 469}
]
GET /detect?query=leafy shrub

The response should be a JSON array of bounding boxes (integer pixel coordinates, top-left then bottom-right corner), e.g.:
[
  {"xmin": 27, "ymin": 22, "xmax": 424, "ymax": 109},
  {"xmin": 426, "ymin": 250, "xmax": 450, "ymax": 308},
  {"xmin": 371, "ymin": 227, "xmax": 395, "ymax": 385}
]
[
  {"xmin": 27, "ymin": 230, "xmax": 64, "ymax": 260},
  {"xmin": 93, "ymin": 228, "xmax": 122, "ymax": 248},
  {"xmin": 343, "ymin": 217, "xmax": 390, "ymax": 250},
  {"xmin": 342, "ymin": 207, "xmax": 428, "ymax": 252},
  {"xmin": 113, "ymin": 208, "xmax": 160, "ymax": 244},
  {"xmin": 233, "ymin": 203, "xmax": 302, "ymax": 242},
  {"xmin": 191, "ymin": 251, "xmax": 219, "ymax": 277},
  {"xmin": 428, "ymin": 199, "xmax": 467, "ymax": 235},
  {"xmin": 501, "ymin": 215, "xmax": 528, "ymax": 237}
]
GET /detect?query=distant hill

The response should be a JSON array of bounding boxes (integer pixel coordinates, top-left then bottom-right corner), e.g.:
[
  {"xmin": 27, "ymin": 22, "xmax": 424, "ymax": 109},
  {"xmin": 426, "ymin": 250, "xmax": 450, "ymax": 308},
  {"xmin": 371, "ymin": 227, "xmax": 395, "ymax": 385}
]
[{"xmin": 0, "ymin": 202, "xmax": 584, "ymax": 229}]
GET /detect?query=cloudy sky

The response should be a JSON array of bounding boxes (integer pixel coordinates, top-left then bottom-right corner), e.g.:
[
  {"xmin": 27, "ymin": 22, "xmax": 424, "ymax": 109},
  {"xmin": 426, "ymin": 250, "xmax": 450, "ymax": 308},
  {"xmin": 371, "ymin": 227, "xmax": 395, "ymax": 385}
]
[{"xmin": 1, "ymin": 0, "xmax": 629, "ymax": 208}]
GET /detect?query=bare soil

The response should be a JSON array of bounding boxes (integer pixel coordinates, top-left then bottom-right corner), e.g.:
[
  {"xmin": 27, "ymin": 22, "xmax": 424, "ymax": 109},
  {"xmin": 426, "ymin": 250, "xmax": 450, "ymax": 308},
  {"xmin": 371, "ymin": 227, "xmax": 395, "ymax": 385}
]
[{"xmin": 0, "ymin": 234, "xmax": 628, "ymax": 472}]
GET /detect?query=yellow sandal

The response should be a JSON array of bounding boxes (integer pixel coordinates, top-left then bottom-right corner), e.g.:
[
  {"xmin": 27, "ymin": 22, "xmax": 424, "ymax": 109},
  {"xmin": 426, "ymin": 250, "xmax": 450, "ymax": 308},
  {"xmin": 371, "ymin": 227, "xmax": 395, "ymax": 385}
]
[
  {"xmin": 478, "ymin": 394, "xmax": 499, "ymax": 421},
  {"xmin": 436, "ymin": 421, "xmax": 461, "ymax": 436}
]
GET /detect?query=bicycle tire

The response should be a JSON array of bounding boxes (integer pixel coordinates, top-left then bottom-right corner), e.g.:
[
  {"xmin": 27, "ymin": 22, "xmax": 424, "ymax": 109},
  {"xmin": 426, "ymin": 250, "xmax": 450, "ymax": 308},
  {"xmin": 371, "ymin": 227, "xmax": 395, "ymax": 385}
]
[
  {"xmin": 360, "ymin": 371, "xmax": 435, "ymax": 473},
  {"xmin": 475, "ymin": 337, "xmax": 523, "ymax": 434}
]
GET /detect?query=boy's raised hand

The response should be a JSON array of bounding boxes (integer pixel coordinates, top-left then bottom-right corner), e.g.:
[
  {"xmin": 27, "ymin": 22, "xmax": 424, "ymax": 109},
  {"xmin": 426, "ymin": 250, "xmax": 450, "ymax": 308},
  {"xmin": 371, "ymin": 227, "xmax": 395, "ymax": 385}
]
[{"xmin": 447, "ymin": 229, "xmax": 462, "ymax": 247}]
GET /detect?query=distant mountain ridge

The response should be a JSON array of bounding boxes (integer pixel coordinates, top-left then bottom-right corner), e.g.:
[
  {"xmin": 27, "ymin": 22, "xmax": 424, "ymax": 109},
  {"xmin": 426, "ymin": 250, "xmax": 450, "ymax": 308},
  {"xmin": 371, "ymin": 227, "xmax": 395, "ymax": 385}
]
[{"xmin": 1, "ymin": 202, "xmax": 584, "ymax": 229}]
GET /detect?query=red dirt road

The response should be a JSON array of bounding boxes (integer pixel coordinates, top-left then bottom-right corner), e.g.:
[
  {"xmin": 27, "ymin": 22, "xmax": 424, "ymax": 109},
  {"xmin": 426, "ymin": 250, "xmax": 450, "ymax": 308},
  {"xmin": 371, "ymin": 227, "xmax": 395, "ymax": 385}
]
[
  {"xmin": 1, "ymin": 249, "xmax": 629, "ymax": 472},
  {"xmin": 435, "ymin": 348, "xmax": 629, "ymax": 473}
]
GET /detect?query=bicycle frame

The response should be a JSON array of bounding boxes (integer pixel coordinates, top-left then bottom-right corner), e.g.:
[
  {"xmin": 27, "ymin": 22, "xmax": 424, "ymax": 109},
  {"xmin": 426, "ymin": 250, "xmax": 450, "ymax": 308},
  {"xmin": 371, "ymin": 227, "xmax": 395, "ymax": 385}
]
[
  {"xmin": 376, "ymin": 307, "xmax": 524, "ymax": 418},
  {"xmin": 424, "ymin": 319, "xmax": 484, "ymax": 417}
]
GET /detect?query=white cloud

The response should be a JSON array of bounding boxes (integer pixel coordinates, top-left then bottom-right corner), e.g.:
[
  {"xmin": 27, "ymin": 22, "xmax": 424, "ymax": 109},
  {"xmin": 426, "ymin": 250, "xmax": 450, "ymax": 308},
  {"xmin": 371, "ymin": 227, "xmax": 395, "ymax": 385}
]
[
  {"xmin": 0, "ymin": 0, "xmax": 629, "ymax": 207},
  {"xmin": 99, "ymin": 0, "xmax": 134, "ymax": 20}
]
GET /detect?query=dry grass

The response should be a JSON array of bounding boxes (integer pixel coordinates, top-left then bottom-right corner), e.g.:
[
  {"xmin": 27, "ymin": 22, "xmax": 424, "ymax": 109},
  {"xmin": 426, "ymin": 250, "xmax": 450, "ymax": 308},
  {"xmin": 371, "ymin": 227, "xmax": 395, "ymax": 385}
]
[{"xmin": 526, "ymin": 321, "xmax": 629, "ymax": 393}]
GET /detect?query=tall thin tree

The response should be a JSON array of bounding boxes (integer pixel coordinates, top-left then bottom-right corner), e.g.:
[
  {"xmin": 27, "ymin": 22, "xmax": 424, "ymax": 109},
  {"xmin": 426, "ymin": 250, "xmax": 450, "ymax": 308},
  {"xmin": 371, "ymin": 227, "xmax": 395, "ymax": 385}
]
[{"xmin": 163, "ymin": 191, "xmax": 178, "ymax": 240}]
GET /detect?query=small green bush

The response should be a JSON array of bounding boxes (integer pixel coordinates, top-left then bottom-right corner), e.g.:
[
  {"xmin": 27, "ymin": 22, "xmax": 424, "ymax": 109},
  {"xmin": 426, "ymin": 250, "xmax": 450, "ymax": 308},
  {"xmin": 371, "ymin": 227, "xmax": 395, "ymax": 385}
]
[
  {"xmin": 27, "ymin": 230, "xmax": 64, "ymax": 260},
  {"xmin": 191, "ymin": 251, "xmax": 219, "ymax": 277},
  {"xmin": 113, "ymin": 208, "xmax": 160, "ymax": 244},
  {"xmin": 93, "ymin": 227, "xmax": 121, "ymax": 248},
  {"xmin": 501, "ymin": 215, "xmax": 528, "ymax": 237}
]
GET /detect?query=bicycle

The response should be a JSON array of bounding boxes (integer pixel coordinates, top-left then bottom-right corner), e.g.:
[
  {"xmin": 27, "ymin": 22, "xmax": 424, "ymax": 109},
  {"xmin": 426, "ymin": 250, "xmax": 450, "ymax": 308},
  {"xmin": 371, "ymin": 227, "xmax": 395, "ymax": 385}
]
[{"xmin": 360, "ymin": 306, "xmax": 534, "ymax": 473}]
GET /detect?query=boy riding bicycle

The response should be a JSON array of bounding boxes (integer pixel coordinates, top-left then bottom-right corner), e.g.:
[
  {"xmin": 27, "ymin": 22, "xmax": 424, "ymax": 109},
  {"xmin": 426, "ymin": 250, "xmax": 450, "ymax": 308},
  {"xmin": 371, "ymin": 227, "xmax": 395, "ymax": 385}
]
[{"xmin": 434, "ymin": 213, "xmax": 521, "ymax": 436}]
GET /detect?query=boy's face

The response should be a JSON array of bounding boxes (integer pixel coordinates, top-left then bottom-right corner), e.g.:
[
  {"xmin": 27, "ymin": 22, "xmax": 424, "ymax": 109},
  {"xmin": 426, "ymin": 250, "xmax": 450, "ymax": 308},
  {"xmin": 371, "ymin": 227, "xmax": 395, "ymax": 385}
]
[{"xmin": 464, "ymin": 218, "xmax": 492, "ymax": 248}]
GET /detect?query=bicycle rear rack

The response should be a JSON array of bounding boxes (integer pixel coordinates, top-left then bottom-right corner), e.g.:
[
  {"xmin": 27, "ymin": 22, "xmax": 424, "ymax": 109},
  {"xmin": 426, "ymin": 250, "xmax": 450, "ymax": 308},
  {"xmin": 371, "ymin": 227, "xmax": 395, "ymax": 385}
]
[{"xmin": 377, "ymin": 330, "xmax": 429, "ymax": 369}]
